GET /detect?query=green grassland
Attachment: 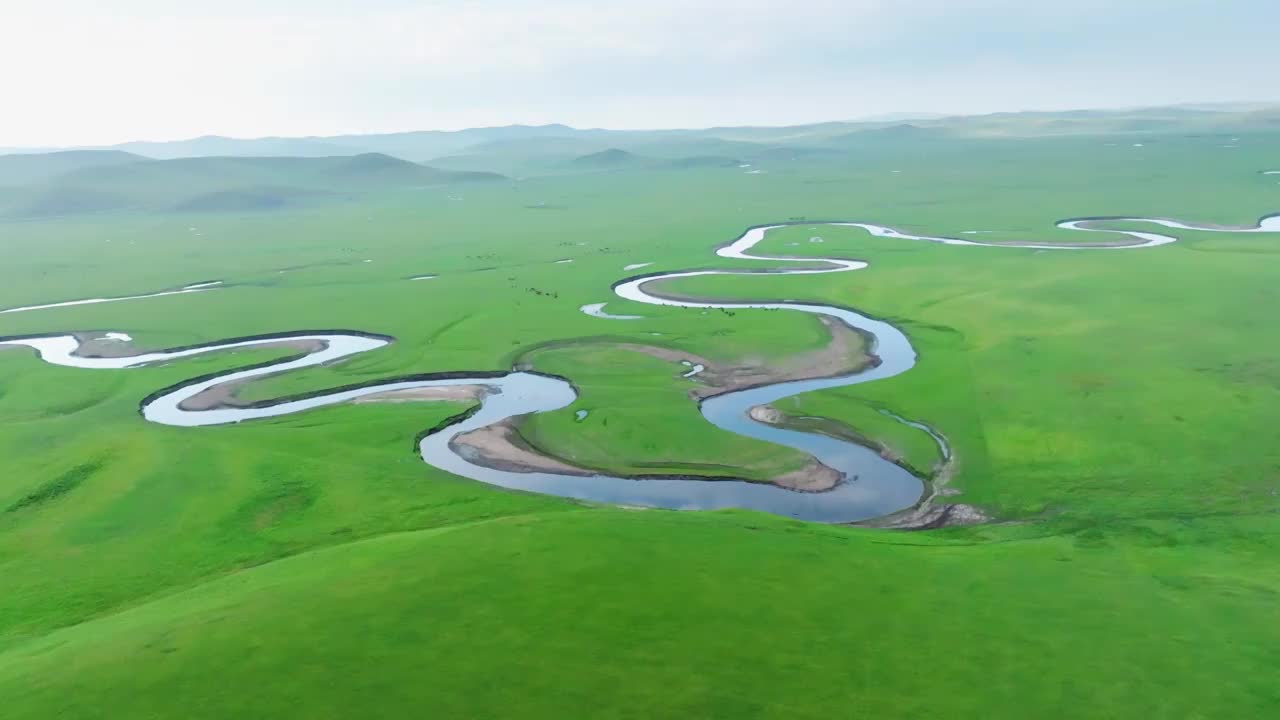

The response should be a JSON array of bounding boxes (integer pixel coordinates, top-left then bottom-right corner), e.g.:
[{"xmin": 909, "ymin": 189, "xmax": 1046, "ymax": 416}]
[
  {"xmin": 1, "ymin": 118, "xmax": 1278, "ymax": 717},
  {"xmin": 518, "ymin": 343, "xmax": 825, "ymax": 480}
]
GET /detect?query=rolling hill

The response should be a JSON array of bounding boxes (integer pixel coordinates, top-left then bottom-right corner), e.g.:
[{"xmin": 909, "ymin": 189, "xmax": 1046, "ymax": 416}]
[
  {"xmin": 568, "ymin": 148, "xmax": 646, "ymax": 169},
  {"xmin": 0, "ymin": 153, "xmax": 507, "ymax": 219},
  {"xmin": 0, "ymin": 150, "xmax": 149, "ymax": 186}
]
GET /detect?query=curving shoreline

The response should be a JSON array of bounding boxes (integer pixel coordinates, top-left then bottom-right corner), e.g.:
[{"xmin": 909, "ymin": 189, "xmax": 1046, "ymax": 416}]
[
  {"xmin": 598, "ymin": 212, "xmax": 1279, "ymax": 520},
  {"xmin": 2, "ymin": 209, "xmax": 1277, "ymax": 523}
]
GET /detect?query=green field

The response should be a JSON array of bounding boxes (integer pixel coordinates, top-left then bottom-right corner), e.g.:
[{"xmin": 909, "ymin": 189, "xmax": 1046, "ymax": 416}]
[{"xmin": 1, "ymin": 111, "xmax": 1279, "ymax": 717}]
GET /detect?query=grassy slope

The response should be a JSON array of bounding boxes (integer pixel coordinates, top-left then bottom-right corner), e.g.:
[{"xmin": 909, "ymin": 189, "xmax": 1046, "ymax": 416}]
[
  {"xmin": 3, "ymin": 511, "xmax": 1278, "ymax": 719},
  {"xmin": 0, "ymin": 129, "xmax": 1278, "ymax": 717}
]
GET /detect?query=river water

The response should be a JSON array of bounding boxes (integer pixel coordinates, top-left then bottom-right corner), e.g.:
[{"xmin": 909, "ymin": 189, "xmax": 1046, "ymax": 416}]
[{"xmin": 3, "ymin": 212, "xmax": 1275, "ymax": 521}]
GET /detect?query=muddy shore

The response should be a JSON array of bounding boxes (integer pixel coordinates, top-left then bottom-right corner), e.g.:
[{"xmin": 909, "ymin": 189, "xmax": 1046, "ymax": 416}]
[
  {"xmin": 449, "ymin": 418, "xmax": 845, "ymax": 492},
  {"xmin": 165, "ymin": 340, "xmax": 328, "ymax": 410},
  {"xmin": 748, "ymin": 402, "xmax": 987, "ymax": 529}
]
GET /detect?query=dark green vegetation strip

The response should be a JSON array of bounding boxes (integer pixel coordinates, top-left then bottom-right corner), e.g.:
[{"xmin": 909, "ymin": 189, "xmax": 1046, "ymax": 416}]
[{"xmin": 6, "ymin": 460, "xmax": 102, "ymax": 513}]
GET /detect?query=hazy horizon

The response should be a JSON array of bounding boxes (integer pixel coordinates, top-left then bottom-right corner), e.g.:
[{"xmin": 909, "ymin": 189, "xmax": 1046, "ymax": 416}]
[
  {"xmin": 4, "ymin": 0, "xmax": 1278, "ymax": 148},
  {"xmin": 7, "ymin": 99, "xmax": 1280, "ymax": 152}
]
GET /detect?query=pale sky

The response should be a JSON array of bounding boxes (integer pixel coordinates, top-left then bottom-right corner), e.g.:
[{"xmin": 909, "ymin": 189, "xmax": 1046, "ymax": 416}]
[{"xmin": 3, "ymin": 0, "xmax": 1277, "ymax": 146}]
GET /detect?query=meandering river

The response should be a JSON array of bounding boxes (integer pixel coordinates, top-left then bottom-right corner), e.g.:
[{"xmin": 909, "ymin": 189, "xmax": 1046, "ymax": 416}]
[{"xmin": 2, "ymin": 212, "xmax": 1276, "ymax": 521}]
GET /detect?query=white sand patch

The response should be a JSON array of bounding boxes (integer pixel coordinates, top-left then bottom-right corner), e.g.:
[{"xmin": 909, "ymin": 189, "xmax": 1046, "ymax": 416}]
[
  {"xmin": 680, "ymin": 360, "xmax": 706, "ymax": 378},
  {"xmin": 580, "ymin": 303, "xmax": 641, "ymax": 320}
]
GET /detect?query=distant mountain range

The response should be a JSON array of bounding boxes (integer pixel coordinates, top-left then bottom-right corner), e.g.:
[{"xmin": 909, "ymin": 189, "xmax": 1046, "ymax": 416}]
[
  {"xmin": 3, "ymin": 103, "xmax": 1277, "ymax": 219},
  {"xmin": 5, "ymin": 103, "xmax": 1277, "ymax": 163},
  {"xmin": 0, "ymin": 152, "xmax": 506, "ymax": 219},
  {"xmin": 2, "ymin": 124, "xmax": 615, "ymax": 162}
]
